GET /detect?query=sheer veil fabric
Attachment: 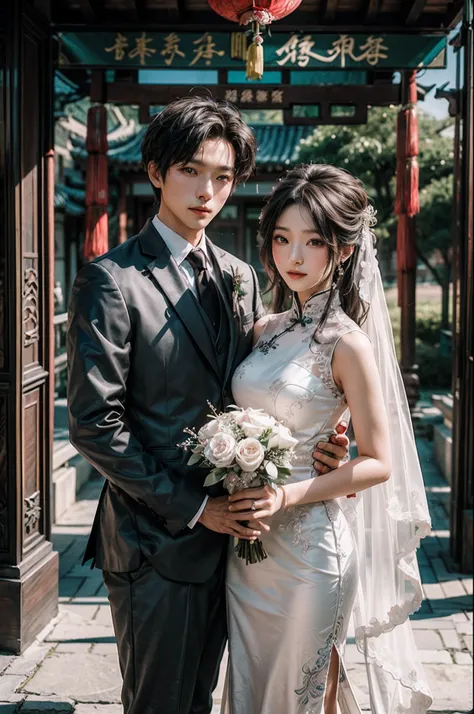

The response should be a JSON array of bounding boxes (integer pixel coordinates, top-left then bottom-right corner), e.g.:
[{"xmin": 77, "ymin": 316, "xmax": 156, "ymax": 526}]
[{"xmin": 340, "ymin": 207, "xmax": 433, "ymax": 712}]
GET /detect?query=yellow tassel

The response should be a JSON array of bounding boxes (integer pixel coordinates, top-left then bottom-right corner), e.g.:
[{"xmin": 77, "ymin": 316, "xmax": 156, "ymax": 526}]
[{"xmin": 246, "ymin": 22, "xmax": 264, "ymax": 81}]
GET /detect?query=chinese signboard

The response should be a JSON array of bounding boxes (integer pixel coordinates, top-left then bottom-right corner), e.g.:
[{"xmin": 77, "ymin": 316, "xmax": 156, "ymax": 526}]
[{"xmin": 58, "ymin": 31, "xmax": 447, "ymax": 70}]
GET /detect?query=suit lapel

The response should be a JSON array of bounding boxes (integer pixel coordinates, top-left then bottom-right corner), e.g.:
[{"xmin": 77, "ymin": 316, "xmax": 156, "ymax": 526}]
[
  {"xmin": 139, "ymin": 221, "xmax": 221, "ymax": 379},
  {"xmin": 206, "ymin": 240, "xmax": 239, "ymax": 385}
]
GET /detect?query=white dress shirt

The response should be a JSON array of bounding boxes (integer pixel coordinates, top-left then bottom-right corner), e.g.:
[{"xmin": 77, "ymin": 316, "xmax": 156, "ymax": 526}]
[{"xmin": 152, "ymin": 215, "xmax": 209, "ymax": 529}]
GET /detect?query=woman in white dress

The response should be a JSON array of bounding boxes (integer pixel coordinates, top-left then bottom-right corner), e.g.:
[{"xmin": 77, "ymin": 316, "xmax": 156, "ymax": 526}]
[{"xmin": 223, "ymin": 165, "xmax": 433, "ymax": 714}]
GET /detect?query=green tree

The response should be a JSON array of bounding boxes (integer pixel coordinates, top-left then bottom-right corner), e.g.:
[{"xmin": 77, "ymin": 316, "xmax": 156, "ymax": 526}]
[{"xmin": 298, "ymin": 106, "xmax": 455, "ymax": 325}]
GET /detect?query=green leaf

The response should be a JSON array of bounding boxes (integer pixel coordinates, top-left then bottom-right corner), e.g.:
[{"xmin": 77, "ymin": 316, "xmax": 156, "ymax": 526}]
[
  {"xmin": 203, "ymin": 469, "xmax": 227, "ymax": 488},
  {"xmin": 187, "ymin": 452, "xmax": 203, "ymax": 467}
]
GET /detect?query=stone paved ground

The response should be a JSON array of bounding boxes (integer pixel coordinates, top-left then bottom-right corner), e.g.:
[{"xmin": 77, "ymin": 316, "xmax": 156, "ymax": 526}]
[{"xmin": 0, "ymin": 438, "xmax": 472, "ymax": 714}]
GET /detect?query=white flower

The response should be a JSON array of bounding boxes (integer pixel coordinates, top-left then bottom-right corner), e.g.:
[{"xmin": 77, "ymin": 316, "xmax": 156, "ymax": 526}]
[
  {"xmin": 358, "ymin": 259, "xmax": 375, "ymax": 302},
  {"xmin": 267, "ymin": 423, "xmax": 298, "ymax": 450},
  {"xmin": 235, "ymin": 437, "xmax": 265, "ymax": 472},
  {"xmin": 204, "ymin": 432, "xmax": 237, "ymax": 468},
  {"xmin": 235, "ymin": 408, "xmax": 276, "ymax": 438},
  {"xmin": 198, "ymin": 419, "xmax": 220, "ymax": 442}
]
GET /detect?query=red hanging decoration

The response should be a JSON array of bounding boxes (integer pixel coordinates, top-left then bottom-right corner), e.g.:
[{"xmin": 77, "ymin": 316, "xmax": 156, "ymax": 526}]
[
  {"xmin": 208, "ymin": 0, "xmax": 303, "ymax": 24},
  {"xmin": 84, "ymin": 105, "xmax": 109, "ymax": 261},
  {"xmin": 208, "ymin": 1, "xmax": 303, "ymax": 79},
  {"xmin": 395, "ymin": 71, "xmax": 420, "ymax": 219}
]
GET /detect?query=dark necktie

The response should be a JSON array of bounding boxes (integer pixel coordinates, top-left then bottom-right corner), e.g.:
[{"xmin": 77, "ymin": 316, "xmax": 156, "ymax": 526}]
[{"xmin": 186, "ymin": 248, "xmax": 221, "ymax": 334}]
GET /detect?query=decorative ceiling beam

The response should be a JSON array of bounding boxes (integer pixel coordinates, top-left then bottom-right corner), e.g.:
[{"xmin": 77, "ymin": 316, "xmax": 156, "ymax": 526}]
[
  {"xmin": 320, "ymin": 0, "xmax": 339, "ymax": 22},
  {"xmin": 77, "ymin": 0, "xmax": 100, "ymax": 23},
  {"xmin": 403, "ymin": 0, "xmax": 427, "ymax": 26},
  {"xmin": 362, "ymin": 0, "xmax": 381, "ymax": 21},
  {"xmin": 132, "ymin": 0, "xmax": 148, "ymax": 22},
  {"xmin": 167, "ymin": 0, "xmax": 185, "ymax": 22}
]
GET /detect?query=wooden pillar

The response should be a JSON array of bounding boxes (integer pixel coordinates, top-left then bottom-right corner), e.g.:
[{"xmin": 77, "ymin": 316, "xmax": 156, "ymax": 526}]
[
  {"xmin": 451, "ymin": 3, "xmax": 474, "ymax": 573},
  {"xmin": 0, "ymin": 1, "xmax": 58, "ymax": 652},
  {"xmin": 396, "ymin": 71, "xmax": 420, "ymax": 410}
]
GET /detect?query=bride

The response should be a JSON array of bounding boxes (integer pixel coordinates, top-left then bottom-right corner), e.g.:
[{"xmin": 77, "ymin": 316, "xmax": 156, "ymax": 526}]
[{"xmin": 222, "ymin": 164, "xmax": 433, "ymax": 714}]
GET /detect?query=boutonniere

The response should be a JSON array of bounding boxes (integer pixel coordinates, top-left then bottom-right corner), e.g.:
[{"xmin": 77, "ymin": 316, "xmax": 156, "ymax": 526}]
[{"xmin": 231, "ymin": 267, "xmax": 248, "ymax": 316}]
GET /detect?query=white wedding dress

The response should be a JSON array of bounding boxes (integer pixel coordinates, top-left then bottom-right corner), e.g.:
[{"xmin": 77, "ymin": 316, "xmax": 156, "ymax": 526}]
[{"xmin": 223, "ymin": 289, "xmax": 365, "ymax": 714}]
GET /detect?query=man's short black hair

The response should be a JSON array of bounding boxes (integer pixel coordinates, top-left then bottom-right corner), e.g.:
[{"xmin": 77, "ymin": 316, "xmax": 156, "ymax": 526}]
[{"xmin": 141, "ymin": 95, "xmax": 257, "ymax": 201}]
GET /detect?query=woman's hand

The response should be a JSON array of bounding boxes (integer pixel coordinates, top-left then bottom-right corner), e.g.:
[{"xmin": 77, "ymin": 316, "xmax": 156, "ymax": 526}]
[{"xmin": 228, "ymin": 484, "xmax": 285, "ymax": 520}]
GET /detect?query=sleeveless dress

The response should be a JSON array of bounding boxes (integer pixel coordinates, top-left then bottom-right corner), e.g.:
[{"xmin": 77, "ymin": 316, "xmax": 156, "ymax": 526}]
[{"xmin": 223, "ymin": 289, "xmax": 366, "ymax": 714}]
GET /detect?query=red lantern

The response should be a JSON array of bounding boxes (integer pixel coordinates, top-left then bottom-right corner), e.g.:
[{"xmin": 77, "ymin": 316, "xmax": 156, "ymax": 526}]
[
  {"xmin": 84, "ymin": 105, "xmax": 109, "ymax": 261},
  {"xmin": 208, "ymin": 1, "xmax": 303, "ymax": 79}
]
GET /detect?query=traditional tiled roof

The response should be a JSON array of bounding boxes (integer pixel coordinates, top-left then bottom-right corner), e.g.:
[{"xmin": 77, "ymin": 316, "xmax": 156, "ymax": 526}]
[
  {"xmin": 54, "ymin": 183, "xmax": 85, "ymax": 215},
  {"xmin": 253, "ymin": 125, "xmax": 314, "ymax": 170},
  {"xmin": 71, "ymin": 123, "xmax": 313, "ymax": 172}
]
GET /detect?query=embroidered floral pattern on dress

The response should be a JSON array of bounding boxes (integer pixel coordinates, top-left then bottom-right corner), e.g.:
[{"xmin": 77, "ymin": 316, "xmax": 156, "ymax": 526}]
[
  {"xmin": 279, "ymin": 506, "xmax": 314, "ymax": 555},
  {"xmin": 295, "ymin": 614, "xmax": 344, "ymax": 707},
  {"xmin": 258, "ymin": 315, "xmax": 313, "ymax": 355}
]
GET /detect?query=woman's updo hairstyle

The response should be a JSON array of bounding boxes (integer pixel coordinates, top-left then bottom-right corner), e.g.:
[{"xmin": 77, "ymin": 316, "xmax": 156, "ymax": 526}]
[{"xmin": 258, "ymin": 163, "xmax": 372, "ymax": 329}]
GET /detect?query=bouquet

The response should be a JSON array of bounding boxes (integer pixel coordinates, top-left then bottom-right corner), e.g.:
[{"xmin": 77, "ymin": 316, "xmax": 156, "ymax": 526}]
[{"xmin": 181, "ymin": 404, "xmax": 298, "ymax": 564}]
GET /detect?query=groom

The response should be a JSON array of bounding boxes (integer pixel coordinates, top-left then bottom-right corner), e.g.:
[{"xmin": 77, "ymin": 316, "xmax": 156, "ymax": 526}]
[{"xmin": 67, "ymin": 96, "xmax": 349, "ymax": 714}]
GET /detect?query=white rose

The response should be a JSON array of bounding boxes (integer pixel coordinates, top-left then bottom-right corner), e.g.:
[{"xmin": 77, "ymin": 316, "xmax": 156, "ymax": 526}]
[
  {"xmin": 238, "ymin": 408, "xmax": 276, "ymax": 438},
  {"xmin": 204, "ymin": 432, "xmax": 237, "ymax": 468},
  {"xmin": 198, "ymin": 419, "xmax": 220, "ymax": 441},
  {"xmin": 267, "ymin": 423, "xmax": 298, "ymax": 450},
  {"xmin": 231, "ymin": 409, "xmax": 249, "ymax": 426},
  {"xmin": 235, "ymin": 438, "xmax": 265, "ymax": 472}
]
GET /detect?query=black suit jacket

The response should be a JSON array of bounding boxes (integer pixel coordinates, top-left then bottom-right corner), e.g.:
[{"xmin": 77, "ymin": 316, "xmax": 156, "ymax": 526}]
[{"xmin": 67, "ymin": 219, "xmax": 264, "ymax": 583}]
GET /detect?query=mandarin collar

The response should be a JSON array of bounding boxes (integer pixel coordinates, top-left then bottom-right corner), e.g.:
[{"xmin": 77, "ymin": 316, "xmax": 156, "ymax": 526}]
[{"xmin": 290, "ymin": 288, "xmax": 341, "ymax": 321}]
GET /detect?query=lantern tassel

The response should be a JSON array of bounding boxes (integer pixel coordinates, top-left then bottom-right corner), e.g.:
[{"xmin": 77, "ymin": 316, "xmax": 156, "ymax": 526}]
[{"xmin": 246, "ymin": 22, "xmax": 264, "ymax": 81}]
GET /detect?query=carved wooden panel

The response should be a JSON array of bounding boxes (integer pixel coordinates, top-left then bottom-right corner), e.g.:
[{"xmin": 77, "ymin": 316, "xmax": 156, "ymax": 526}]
[
  {"xmin": 24, "ymin": 491, "xmax": 41, "ymax": 535},
  {"xmin": 23, "ymin": 267, "xmax": 39, "ymax": 348},
  {"xmin": 23, "ymin": 390, "xmax": 40, "ymax": 540},
  {"xmin": 0, "ymin": 396, "xmax": 7, "ymax": 553}
]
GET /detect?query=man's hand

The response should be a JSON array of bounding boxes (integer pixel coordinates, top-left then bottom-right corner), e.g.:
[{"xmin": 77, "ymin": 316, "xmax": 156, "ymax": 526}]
[
  {"xmin": 313, "ymin": 421, "xmax": 350, "ymax": 475},
  {"xmin": 198, "ymin": 495, "xmax": 270, "ymax": 539}
]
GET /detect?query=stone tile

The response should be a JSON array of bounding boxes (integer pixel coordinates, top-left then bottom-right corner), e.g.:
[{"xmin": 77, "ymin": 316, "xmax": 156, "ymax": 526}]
[
  {"xmin": 410, "ymin": 616, "xmax": 456, "ymax": 630},
  {"xmin": 54, "ymin": 643, "xmax": 91, "ymax": 655},
  {"xmin": 0, "ymin": 655, "xmax": 15, "ymax": 676},
  {"xmin": 22, "ymin": 652, "xmax": 121, "ymax": 703},
  {"xmin": 431, "ymin": 597, "xmax": 471, "ymax": 614},
  {"xmin": 419, "ymin": 650, "xmax": 452, "ymax": 664},
  {"xmin": 461, "ymin": 579, "xmax": 473, "ymax": 595},
  {"xmin": 462, "ymin": 635, "xmax": 473, "ymax": 652},
  {"xmin": 89, "ymin": 644, "xmax": 117, "ymax": 658},
  {"xmin": 413, "ymin": 630, "xmax": 445, "ymax": 650},
  {"xmin": 74, "ymin": 706, "xmax": 122, "ymax": 714},
  {"xmin": 0, "ymin": 703, "xmax": 20, "ymax": 714},
  {"xmin": 454, "ymin": 621, "xmax": 473, "ymax": 635},
  {"xmin": 0, "ymin": 677, "xmax": 26, "ymax": 701},
  {"xmin": 4, "ymin": 645, "xmax": 51, "ymax": 678},
  {"xmin": 453, "ymin": 652, "xmax": 473, "ymax": 665},
  {"xmin": 423, "ymin": 583, "xmax": 445, "ymax": 600},
  {"xmin": 440, "ymin": 580, "xmax": 469, "ymax": 599},
  {"xmin": 19, "ymin": 696, "xmax": 75, "ymax": 712},
  {"xmin": 74, "ymin": 576, "xmax": 105, "ymax": 600},
  {"xmin": 44, "ymin": 610, "xmax": 114, "ymax": 644},
  {"xmin": 423, "ymin": 663, "xmax": 473, "ymax": 711},
  {"xmin": 452, "ymin": 612, "xmax": 470, "ymax": 622},
  {"xmin": 440, "ymin": 629, "xmax": 462, "ymax": 650},
  {"xmin": 58, "ymin": 577, "xmax": 84, "ymax": 599},
  {"xmin": 58, "ymin": 603, "xmax": 100, "ymax": 621},
  {"xmin": 92, "ymin": 607, "xmax": 113, "ymax": 629}
]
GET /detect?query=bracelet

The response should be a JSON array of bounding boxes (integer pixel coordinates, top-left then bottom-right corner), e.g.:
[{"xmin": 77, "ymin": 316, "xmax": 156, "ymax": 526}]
[{"xmin": 279, "ymin": 486, "xmax": 288, "ymax": 510}]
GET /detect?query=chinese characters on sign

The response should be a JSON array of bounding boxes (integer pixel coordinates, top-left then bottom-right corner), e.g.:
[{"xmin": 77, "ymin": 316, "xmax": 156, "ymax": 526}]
[
  {"xmin": 224, "ymin": 88, "xmax": 284, "ymax": 105},
  {"xmin": 105, "ymin": 31, "xmax": 226, "ymax": 67},
  {"xmin": 103, "ymin": 31, "xmax": 389, "ymax": 68},
  {"xmin": 275, "ymin": 34, "xmax": 389, "ymax": 68}
]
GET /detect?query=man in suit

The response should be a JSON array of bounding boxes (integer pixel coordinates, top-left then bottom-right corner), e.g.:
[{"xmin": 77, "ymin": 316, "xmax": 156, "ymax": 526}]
[{"xmin": 67, "ymin": 96, "xmax": 349, "ymax": 714}]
